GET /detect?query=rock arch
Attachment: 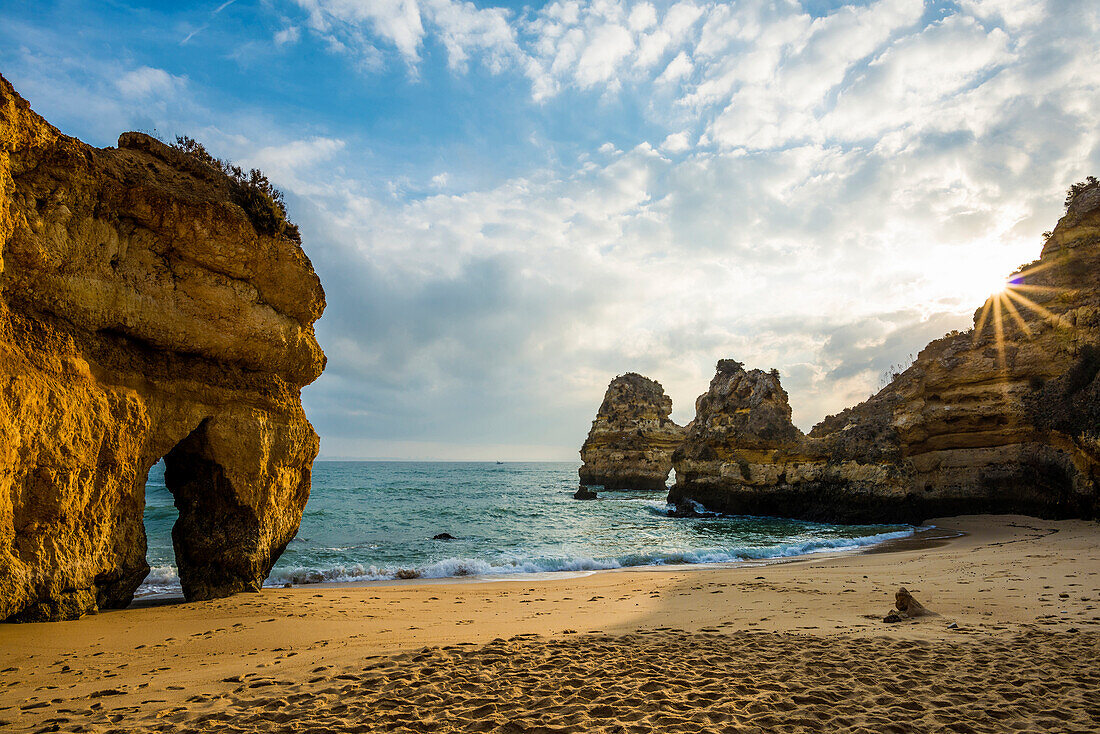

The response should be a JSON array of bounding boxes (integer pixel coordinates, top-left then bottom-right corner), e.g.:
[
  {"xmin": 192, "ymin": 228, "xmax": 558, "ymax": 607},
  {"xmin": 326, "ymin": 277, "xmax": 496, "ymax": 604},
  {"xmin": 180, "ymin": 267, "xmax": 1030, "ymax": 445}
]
[
  {"xmin": 0, "ymin": 75, "xmax": 324, "ymax": 621},
  {"xmin": 162, "ymin": 416, "xmax": 308, "ymax": 602}
]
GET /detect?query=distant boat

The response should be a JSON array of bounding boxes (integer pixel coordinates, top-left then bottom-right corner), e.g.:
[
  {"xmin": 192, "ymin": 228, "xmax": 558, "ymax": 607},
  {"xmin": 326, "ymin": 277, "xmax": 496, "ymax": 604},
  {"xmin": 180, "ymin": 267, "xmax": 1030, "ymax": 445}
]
[{"xmin": 496, "ymin": 461, "xmax": 504, "ymax": 465}]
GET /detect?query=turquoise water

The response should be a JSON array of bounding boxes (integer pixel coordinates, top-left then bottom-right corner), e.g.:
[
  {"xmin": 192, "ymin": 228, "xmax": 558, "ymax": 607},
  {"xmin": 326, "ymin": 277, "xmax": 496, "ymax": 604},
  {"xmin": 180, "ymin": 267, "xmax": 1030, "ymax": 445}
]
[{"xmin": 140, "ymin": 461, "xmax": 914, "ymax": 595}]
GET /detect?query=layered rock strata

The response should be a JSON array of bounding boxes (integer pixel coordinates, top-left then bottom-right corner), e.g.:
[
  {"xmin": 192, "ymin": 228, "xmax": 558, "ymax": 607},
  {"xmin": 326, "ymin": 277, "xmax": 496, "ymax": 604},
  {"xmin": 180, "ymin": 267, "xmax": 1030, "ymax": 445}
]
[
  {"xmin": 0, "ymin": 75, "xmax": 326, "ymax": 621},
  {"xmin": 670, "ymin": 183, "xmax": 1100, "ymax": 524},
  {"xmin": 579, "ymin": 373, "xmax": 685, "ymax": 490}
]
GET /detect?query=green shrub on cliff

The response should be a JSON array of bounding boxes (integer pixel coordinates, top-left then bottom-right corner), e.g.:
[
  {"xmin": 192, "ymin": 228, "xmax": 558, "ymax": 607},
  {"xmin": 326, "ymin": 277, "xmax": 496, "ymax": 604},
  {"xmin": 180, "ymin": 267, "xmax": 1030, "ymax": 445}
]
[
  {"xmin": 1065, "ymin": 176, "xmax": 1099, "ymax": 210},
  {"xmin": 171, "ymin": 136, "xmax": 301, "ymax": 243}
]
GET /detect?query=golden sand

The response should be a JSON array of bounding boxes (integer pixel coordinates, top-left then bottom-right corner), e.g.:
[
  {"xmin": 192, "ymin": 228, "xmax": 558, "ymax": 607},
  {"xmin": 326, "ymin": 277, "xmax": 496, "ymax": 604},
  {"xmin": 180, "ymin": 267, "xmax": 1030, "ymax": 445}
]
[{"xmin": 2, "ymin": 515, "xmax": 1099, "ymax": 732}]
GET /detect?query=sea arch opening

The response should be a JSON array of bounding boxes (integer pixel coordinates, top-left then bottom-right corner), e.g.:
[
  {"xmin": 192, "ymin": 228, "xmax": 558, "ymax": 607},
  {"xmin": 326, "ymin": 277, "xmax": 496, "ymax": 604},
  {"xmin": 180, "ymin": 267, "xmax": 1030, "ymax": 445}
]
[{"xmin": 138, "ymin": 418, "xmax": 264, "ymax": 604}]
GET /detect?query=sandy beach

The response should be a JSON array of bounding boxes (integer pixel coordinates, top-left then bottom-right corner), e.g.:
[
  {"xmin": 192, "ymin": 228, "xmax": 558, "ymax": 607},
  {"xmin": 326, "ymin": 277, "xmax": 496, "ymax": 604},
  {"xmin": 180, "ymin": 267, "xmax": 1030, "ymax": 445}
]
[
  {"xmin": 4, "ymin": 6, "xmax": 1100, "ymax": 732},
  {"xmin": 2, "ymin": 514, "xmax": 1099, "ymax": 732}
]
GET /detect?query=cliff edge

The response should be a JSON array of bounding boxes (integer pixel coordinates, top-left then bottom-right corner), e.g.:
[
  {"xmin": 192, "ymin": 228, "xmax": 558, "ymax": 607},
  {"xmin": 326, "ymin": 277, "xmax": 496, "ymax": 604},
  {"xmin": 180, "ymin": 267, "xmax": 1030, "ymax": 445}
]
[
  {"xmin": 670, "ymin": 181, "xmax": 1100, "ymax": 524},
  {"xmin": 0, "ymin": 75, "xmax": 326, "ymax": 621},
  {"xmin": 579, "ymin": 373, "xmax": 684, "ymax": 491}
]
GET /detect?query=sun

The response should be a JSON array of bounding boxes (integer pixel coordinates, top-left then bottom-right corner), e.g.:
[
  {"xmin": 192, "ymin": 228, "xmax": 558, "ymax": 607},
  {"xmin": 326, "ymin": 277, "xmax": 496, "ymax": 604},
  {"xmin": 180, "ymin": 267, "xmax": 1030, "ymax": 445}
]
[
  {"xmin": 983, "ymin": 273, "xmax": 1010, "ymax": 296},
  {"xmin": 973, "ymin": 259, "xmax": 1064, "ymax": 371},
  {"xmin": 938, "ymin": 244, "xmax": 1033, "ymax": 308}
]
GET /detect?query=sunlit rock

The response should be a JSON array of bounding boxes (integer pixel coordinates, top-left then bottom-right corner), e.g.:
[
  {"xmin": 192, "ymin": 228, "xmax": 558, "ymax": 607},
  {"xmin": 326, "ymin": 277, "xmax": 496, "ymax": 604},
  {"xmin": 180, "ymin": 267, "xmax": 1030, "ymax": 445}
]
[
  {"xmin": 0, "ymin": 75, "xmax": 326, "ymax": 621},
  {"xmin": 671, "ymin": 180, "xmax": 1100, "ymax": 524},
  {"xmin": 579, "ymin": 373, "xmax": 684, "ymax": 491}
]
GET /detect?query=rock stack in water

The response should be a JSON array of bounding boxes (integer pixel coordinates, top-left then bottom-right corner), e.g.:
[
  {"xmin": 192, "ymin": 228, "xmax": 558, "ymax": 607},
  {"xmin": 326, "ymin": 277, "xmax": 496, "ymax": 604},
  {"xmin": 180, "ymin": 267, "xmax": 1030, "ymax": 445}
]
[
  {"xmin": 668, "ymin": 359, "xmax": 907, "ymax": 522},
  {"xmin": 0, "ymin": 75, "xmax": 326, "ymax": 621},
  {"xmin": 578, "ymin": 373, "xmax": 684, "ymax": 491},
  {"xmin": 671, "ymin": 181, "xmax": 1100, "ymax": 524}
]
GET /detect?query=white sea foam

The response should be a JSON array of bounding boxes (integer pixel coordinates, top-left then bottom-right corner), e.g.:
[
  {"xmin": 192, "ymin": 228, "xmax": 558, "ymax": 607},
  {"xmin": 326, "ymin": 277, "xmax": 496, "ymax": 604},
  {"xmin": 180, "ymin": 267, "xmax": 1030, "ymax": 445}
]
[
  {"xmin": 640, "ymin": 498, "xmax": 721, "ymax": 517},
  {"xmin": 137, "ymin": 526, "xmax": 916, "ymax": 595},
  {"xmin": 267, "ymin": 564, "xmax": 391, "ymax": 585},
  {"xmin": 141, "ymin": 528, "xmax": 916, "ymax": 595},
  {"xmin": 679, "ymin": 499, "xmax": 721, "ymax": 517},
  {"xmin": 245, "ymin": 528, "xmax": 915, "ymax": 587},
  {"xmin": 135, "ymin": 565, "xmax": 181, "ymax": 596}
]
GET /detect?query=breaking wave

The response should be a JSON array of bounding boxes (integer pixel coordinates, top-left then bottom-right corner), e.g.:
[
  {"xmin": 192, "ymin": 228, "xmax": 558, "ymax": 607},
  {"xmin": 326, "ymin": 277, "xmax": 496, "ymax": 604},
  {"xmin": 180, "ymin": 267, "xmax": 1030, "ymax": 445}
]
[
  {"xmin": 261, "ymin": 528, "xmax": 914, "ymax": 585},
  {"xmin": 137, "ymin": 565, "xmax": 180, "ymax": 596},
  {"xmin": 134, "ymin": 527, "xmax": 914, "ymax": 595},
  {"xmin": 137, "ymin": 463, "xmax": 919, "ymax": 597}
]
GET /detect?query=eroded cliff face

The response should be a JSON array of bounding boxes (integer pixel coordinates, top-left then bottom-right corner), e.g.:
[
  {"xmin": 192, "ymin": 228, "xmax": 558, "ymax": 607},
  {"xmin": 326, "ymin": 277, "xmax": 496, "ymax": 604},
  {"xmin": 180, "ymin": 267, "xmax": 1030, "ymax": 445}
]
[
  {"xmin": 670, "ymin": 184, "xmax": 1100, "ymax": 524},
  {"xmin": 0, "ymin": 75, "xmax": 326, "ymax": 621},
  {"xmin": 579, "ymin": 373, "xmax": 684, "ymax": 491}
]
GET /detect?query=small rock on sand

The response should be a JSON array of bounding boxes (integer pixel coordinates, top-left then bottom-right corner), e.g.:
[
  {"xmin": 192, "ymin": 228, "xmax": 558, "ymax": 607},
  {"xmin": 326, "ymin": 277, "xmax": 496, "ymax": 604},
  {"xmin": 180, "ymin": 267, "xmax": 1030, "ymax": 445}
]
[{"xmin": 883, "ymin": 587, "xmax": 935, "ymax": 623}]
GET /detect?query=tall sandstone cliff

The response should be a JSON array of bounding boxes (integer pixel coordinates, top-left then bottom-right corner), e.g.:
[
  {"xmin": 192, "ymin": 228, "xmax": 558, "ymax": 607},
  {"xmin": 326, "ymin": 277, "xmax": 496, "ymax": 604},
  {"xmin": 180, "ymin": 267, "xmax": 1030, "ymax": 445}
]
[
  {"xmin": 579, "ymin": 373, "xmax": 684, "ymax": 490},
  {"xmin": 0, "ymin": 76, "xmax": 326, "ymax": 621},
  {"xmin": 670, "ymin": 183, "xmax": 1100, "ymax": 524}
]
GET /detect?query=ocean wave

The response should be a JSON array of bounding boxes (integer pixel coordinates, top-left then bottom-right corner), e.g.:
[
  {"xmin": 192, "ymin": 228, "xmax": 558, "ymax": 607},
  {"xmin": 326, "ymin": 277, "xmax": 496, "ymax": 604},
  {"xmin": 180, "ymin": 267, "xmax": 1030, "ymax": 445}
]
[
  {"xmin": 642, "ymin": 498, "xmax": 721, "ymax": 517},
  {"xmin": 679, "ymin": 499, "xmax": 727, "ymax": 517},
  {"xmin": 267, "ymin": 564, "xmax": 391, "ymax": 585},
  {"xmin": 134, "ymin": 528, "xmax": 915, "ymax": 595},
  {"xmin": 134, "ymin": 565, "xmax": 180, "ymax": 596},
  {"xmin": 251, "ymin": 528, "xmax": 914, "ymax": 586}
]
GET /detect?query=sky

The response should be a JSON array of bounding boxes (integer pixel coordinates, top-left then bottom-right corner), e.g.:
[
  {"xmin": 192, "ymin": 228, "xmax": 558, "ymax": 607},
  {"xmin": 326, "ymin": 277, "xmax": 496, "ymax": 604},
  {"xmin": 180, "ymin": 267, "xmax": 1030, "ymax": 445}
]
[{"xmin": 2, "ymin": 0, "xmax": 1098, "ymax": 460}]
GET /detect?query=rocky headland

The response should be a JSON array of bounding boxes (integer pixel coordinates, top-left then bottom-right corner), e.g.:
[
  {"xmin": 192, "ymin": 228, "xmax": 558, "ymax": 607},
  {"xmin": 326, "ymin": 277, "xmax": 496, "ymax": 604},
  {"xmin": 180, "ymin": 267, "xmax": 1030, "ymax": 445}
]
[
  {"xmin": 670, "ymin": 182, "xmax": 1100, "ymax": 524},
  {"xmin": 578, "ymin": 373, "xmax": 684, "ymax": 491},
  {"xmin": 0, "ymin": 75, "xmax": 326, "ymax": 621}
]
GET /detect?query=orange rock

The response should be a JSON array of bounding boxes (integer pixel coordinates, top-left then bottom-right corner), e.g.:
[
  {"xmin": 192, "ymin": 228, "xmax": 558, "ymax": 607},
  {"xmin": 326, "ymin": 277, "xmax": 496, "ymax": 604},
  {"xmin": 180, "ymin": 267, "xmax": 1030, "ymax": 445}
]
[
  {"xmin": 894, "ymin": 587, "xmax": 932, "ymax": 617},
  {"xmin": 0, "ymin": 74, "xmax": 325, "ymax": 621},
  {"xmin": 579, "ymin": 373, "xmax": 684, "ymax": 491},
  {"xmin": 670, "ymin": 181, "xmax": 1100, "ymax": 524}
]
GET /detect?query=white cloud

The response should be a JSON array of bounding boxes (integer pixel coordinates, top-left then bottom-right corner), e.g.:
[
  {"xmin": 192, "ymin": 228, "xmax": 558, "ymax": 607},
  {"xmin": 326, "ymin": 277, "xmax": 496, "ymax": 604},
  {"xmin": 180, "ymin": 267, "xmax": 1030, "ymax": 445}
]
[
  {"xmin": 295, "ymin": 0, "xmax": 521, "ymax": 73},
  {"xmin": 289, "ymin": 126, "xmax": 1062, "ymax": 443},
  {"xmin": 522, "ymin": 0, "xmax": 706, "ymax": 94},
  {"xmin": 663, "ymin": 2, "xmax": 704, "ymax": 37},
  {"xmin": 960, "ymin": 0, "xmax": 1048, "ymax": 30},
  {"xmin": 255, "ymin": 0, "xmax": 1099, "ymax": 451},
  {"xmin": 114, "ymin": 66, "xmax": 186, "ymax": 98},
  {"xmin": 275, "ymin": 25, "xmax": 301, "ymax": 45},
  {"xmin": 296, "ymin": 0, "xmax": 426, "ymax": 63},
  {"xmin": 12, "ymin": 0, "xmax": 1098, "ymax": 456},
  {"xmin": 422, "ymin": 0, "xmax": 519, "ymax": 72},
  {"xmin": 244, "ymin": 137, "xmax": 346, "ymax": 196},
  {"xmin": 659, "ymin": 131, "xmax": 691, "ymax": 152},
  {"xmin": 633, "ymin": 1, "xmax": 702, "ymax": 69},
  {"xmin": 704, "ymin": 0, "xmax": 926, "ymax": 149},
  {"xmin": 574, "ymin": 23, "xmax": 634, "ymax": 87},
  {"xmin": 628, "ymin": 3, "xmax": 657, "ymax": 32},
  {"xmin": 656, "ymin": 50, "xmax": 692, "ymax": 85},
  {"xmin": 250, "ymin": 136, "xmax": 345, "ymax": 168}
]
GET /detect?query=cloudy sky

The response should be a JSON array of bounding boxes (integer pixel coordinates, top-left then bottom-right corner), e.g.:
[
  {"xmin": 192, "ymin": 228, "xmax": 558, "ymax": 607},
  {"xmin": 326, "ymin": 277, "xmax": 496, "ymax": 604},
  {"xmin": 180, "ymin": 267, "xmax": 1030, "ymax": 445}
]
[{"xmin": 3, "ymin": 0, "xmax": 1098, "ymax": 460}]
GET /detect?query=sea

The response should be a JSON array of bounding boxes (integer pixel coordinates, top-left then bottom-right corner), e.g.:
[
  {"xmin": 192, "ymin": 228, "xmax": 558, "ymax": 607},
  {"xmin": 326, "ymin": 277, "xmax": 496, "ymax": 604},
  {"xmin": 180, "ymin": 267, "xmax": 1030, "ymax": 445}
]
[{"xmin": 139, "ymin": 461, "xmax": 916, "ymax": 597}]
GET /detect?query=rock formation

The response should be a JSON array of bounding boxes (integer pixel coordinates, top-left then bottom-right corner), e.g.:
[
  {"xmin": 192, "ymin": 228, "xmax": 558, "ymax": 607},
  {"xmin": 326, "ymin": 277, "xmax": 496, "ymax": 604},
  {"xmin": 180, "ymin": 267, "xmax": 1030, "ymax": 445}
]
[
  {"xmin": 0, "ymin": 75, "xmax": 326, "ymax": 621},
  {"xmin": 579, "ymin": 373, "xmax": 685, "ymax": 490},
  {"xmin": 671, "ymin": 180, "xmax": 1100, "ymax": 524}
]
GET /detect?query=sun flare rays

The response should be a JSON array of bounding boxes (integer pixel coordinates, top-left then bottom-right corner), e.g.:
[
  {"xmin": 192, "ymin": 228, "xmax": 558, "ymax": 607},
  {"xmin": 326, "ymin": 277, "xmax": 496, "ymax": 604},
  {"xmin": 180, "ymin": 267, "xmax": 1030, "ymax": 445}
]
[{"xmin": 972, "ymin": 261, "xmax": 1067, "ymax": 372}]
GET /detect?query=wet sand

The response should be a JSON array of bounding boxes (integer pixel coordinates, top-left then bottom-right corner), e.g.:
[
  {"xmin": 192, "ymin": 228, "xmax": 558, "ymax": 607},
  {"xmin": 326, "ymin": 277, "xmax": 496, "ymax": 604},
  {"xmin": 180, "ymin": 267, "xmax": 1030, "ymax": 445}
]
[{"xmin": 2, "ymin": 514, "xmax": 1099, "ymax": 732}]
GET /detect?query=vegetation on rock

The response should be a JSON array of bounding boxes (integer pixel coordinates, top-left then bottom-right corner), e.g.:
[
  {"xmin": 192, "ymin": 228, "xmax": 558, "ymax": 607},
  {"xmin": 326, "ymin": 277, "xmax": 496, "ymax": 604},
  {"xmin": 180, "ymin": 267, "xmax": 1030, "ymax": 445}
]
[
  {"xmin": 171, "ymin": 135, "xmax": 301, "ymax": 243},
  {"xmin": 1065, "ymin": 176, "xmax": 1099, "ymax": 211},
  {"xmin": 670, "ymin": 180, "xmax": 1100, "ymax": 524},
  {"xmin": 0, "ymin": 75, "xmax": 325, "ymax": 621}
]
